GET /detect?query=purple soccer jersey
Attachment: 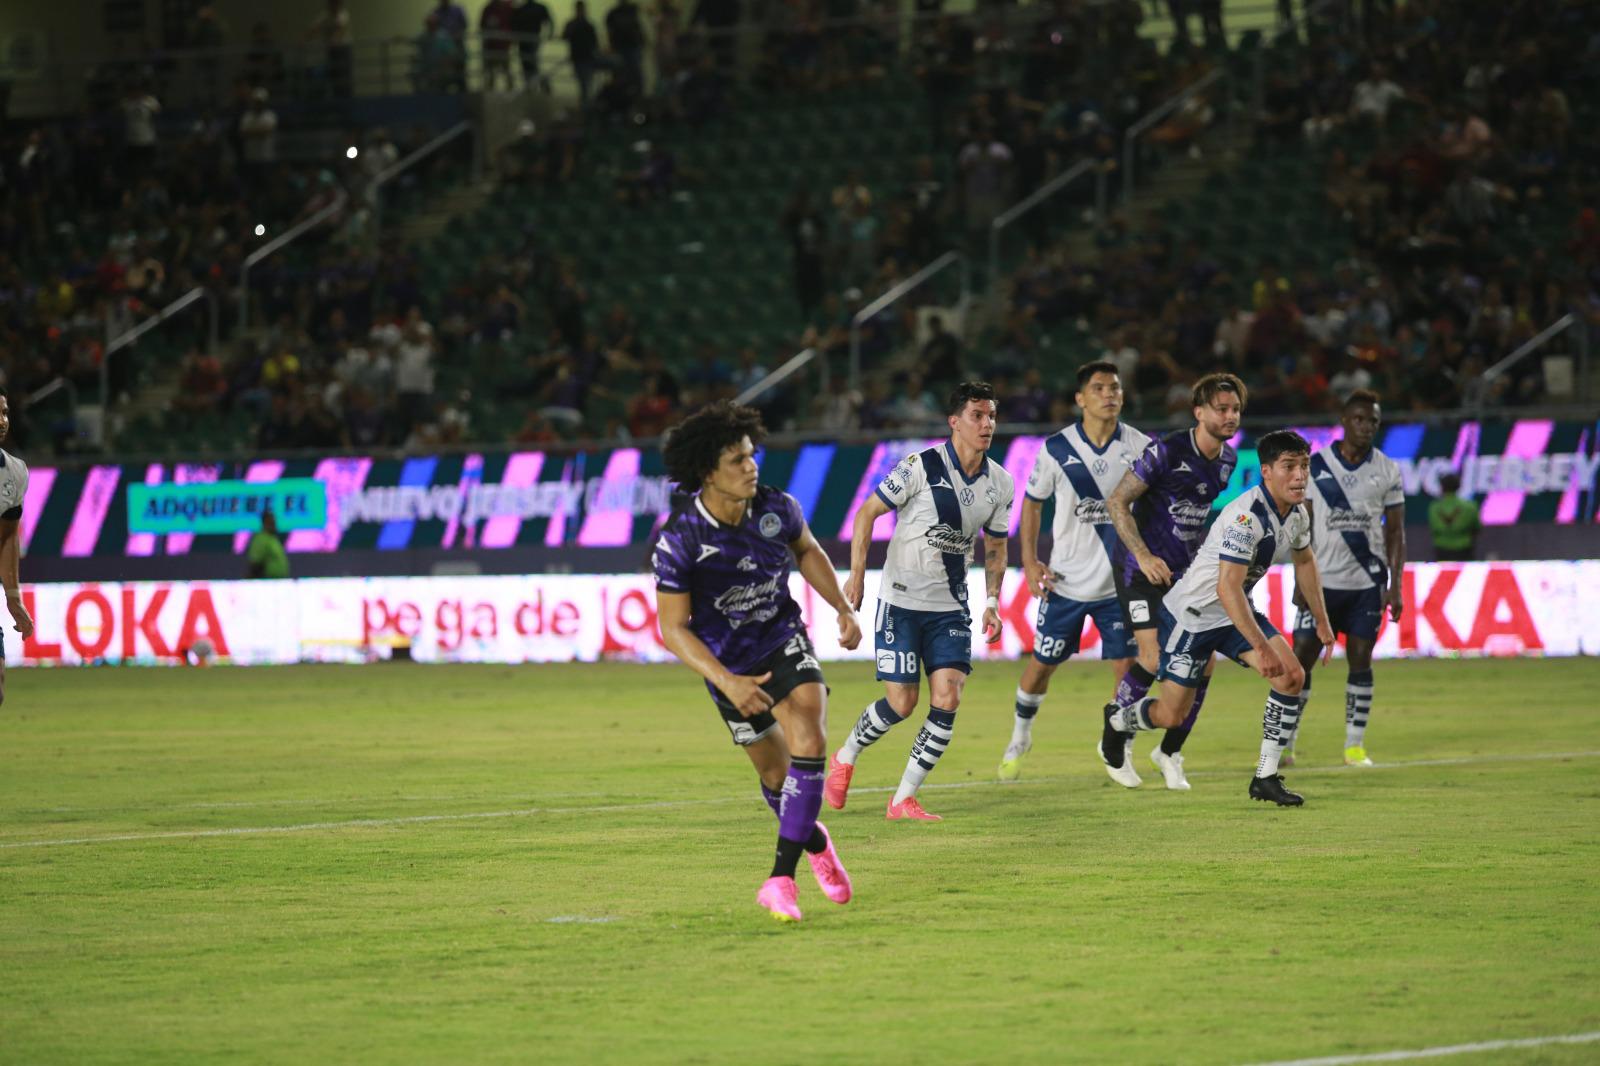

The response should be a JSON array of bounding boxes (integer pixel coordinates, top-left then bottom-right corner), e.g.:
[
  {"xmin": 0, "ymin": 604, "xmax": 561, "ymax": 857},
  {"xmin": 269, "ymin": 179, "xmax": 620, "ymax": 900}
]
[
  {"xmin": 651, "ymin": 485, "xmax": 807, "ymax": 674},
  {"xmin": 1117, "ymin": 428, "xmax": 1237, "ymax": 583}
]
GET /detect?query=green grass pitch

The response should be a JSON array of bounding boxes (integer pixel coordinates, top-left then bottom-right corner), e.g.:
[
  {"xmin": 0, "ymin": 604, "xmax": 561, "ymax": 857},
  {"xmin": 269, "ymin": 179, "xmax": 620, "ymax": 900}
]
[{"xmin": 2, "ymin": 658, "xmax": 1598, "ymax": 1065}]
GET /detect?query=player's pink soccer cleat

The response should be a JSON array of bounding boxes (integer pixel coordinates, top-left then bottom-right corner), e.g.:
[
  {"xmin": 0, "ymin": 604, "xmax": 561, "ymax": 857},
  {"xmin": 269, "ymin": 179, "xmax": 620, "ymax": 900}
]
[
  {"xmin": 805, "ymin": 822, "xmax": 852, "ymax": 904},
  {"xmin": 756, "ymin": 876, "xmax": 803, "ymax": 923},
  {"xmin": 824, "ymin": 751, "xmax": 854, "ymax": 810},
  {"xmin": 886, "ymin": 795, "xmax": 942, "ymax": 821}
]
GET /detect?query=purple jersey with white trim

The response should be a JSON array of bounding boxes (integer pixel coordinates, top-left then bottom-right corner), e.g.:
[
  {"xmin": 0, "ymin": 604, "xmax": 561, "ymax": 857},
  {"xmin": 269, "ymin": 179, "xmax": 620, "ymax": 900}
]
[
  {"xmin": 651, "ymin": 485, "xmax": 807, "ymax": 673},
  {"xmin": 1116, "ymin": 429, "xmax": 1237, "ymax": 583}
]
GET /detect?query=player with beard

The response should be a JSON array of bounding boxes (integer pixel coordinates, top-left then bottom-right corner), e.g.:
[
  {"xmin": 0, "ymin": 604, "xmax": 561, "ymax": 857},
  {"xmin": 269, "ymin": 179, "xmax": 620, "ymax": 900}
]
[
  {"xmin": 653, "ymin": 401, "xmax": 862, "ymax": 923},
  {"xmin": 1098, "ymin": 373, "xmax": 1243, "ymax": 789}
]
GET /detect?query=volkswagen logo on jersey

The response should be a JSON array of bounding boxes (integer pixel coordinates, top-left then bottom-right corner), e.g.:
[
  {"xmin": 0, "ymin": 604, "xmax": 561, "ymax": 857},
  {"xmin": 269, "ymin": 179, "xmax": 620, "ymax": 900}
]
[
  {"xmin": 923, "ymin": 522, "xmax": 972, "ymax": 554},
  {"xmin": 960, "ymin": 487, "xmax": 976, "ymax": 506},
  {"xmin": 1092, "ymin": 458, "xmax": 1108, "ymax": 476},
  {"xmin": 758, "ymin": 512, "xmax": 783, "ymax": 538}
]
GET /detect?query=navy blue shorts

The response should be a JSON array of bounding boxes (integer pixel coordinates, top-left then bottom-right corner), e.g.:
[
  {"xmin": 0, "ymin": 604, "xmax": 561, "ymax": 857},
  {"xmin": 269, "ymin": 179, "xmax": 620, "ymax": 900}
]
[
  {"xmin": 1296, "ymin": 586, "xmax": 1383, "ymax": 642},
  {"xmin": 1033, "ymin": 592, "xmax": 1135, "ymax": 664},
  {"xmin": 873, "ymin": 602, "xmax": 971, "ymax": 683},
  {"xmin": 1156, "ymin": 606, "xmax": 1282, "ymax": 689}
]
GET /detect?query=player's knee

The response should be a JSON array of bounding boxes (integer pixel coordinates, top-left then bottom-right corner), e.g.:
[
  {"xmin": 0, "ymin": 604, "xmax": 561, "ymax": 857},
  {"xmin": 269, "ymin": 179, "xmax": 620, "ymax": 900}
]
[
  {"xmin": 1280, "ymin": 661, "xmax": 1306, "ymax": 695},
  {"xmin": 931, "ymin": 683, "xmax": 964, "ymax": 710},
  {"xmin": 885, "ymin": 689, "xmax": 919, "ymax": 718}
]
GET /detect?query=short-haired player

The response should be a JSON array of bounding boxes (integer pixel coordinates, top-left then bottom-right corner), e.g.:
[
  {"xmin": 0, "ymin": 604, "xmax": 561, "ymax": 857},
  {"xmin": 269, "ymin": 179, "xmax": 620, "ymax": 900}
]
[
  {"xmin": 827, "ymin": 382, "xmax": 1014, "ymax": 821},
  {"xmin": 997, "ymin": 361, "xmax": 1148, "ymax": 781},
  {"xmin": 1100, "ymin": 430, "xmax": 1336, "ymax": 806},
  {"xmin": 1281, "ymin": 389, "xmax": 1405, "ymax": 767}
]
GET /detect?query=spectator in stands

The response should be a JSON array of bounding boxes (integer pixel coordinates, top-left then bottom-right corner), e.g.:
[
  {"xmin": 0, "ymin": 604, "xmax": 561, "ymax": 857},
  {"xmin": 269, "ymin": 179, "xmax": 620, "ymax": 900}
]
[
  {"xmin": 957, "ymin": 125, "xmax": 1012, "ymax": 262},
  {"xmin": 188, "ymin": 4, "xmax": 228, "ymax": 101},
  {"xmin": 1328, "ymin": 349, "xmax": 1374, "ymax": 400},
  {"xmin": 120, "ymin": 83, "xmax": 160, "ymax": 174},
  {"xmin": 481, "ymin": 0, "xmax": 519, "ymax": 90},
  {"xmin": 174, "ymin": 347, "xmax": 227, "ymax": 415},
  {"xmin": 238, "ymin": 89, "xmax": 278, "ymax": 187},
  {"xmin": 307, "ymin": 0, "xmax": 352, "ymax": 98},
  {"xmin": 813, "ymin": 375, "xmax": 862, "ymax": 432},
  {"xmin": 782, "ymin": 189, "xmax": 827, "ymax": 320},
  {"xmin": 606, "ymin": 0, "xmax": 647, "ymax": 90},
  {"xmin": 1429, "ymin": 473, "xmax": 1480, "ymax": 562},
  {"xmin": 886, "ymin": 370, "xmax": 939, "ymax": 427},
  {"xmin": 513, "ymin": 0, "xmax": 556, "ymax": 92},
  {"xmin": 1350, "ymin": 62, "xmax": 1406, "ymax": 130},
  {"xmin": 395, "ymin": 307, "xmax": 438, "ymax": 435},
  {"xmin": 564, "ymin": 2, "xmax": 602, "ymax": 108},
  {"xmin": 920, "ymin": 315, "xmax": 964, "ymax": 386}
]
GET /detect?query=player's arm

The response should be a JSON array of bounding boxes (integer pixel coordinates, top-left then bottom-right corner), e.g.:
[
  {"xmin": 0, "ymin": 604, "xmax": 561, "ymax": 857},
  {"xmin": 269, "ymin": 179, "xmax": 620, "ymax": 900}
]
[
  {"xmin": 0, "ymin": 516, "xmax": 31, "ymax": 639},
  {"xmin": 1383, "ymin": 501, "xmax": 1406, "ymax": 621},
  {"xmin": 1107, "ymin": 470, "xmax": 1171, "ymax": 585},
  {"xmin": 1291, "ymin": 542, "xmax": 1336, "ymax": 658},
  {"xmin": 656, "ymin": 591, "xmax": 773, "ymax": 717},
  {"xmin": 980, "ymin": 530, "xmax": 1006, "ymax": 644},
  {"xmin": 1215, "ymin": 560, "xmax": 1276, "ymax": 669},
  {"xmin": 792, "ymin": 521, "xmax": 861, "ymax": 650},
  {"xmin": 1018, "ymin": 496, "xmax": 1051, "ymax": 597},
  {"xmin": 844, "ymin": 493, "xmax": 892, "ymax": 611}
]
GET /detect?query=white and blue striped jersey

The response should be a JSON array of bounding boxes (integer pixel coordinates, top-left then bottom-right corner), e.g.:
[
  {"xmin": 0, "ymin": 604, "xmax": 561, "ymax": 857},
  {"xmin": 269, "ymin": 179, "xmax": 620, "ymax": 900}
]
[
  {"xmin": 1163, "ymin": 484, "xmax": 1311, "ymax": 633},
  {"xmin": 874, "ymin": 440, "xmax": 1015, "ymax": 613},
  {"xmin": 1024, "ymin": 421, "xmax": 1150, "ymax": 601},
  {"xmin": 0, "ymin": 448, "xmax": 29, "ymax": 521},
  {"xmin": 1305, "ymin": 443, "xmax": 1403, "ymax": 591}
]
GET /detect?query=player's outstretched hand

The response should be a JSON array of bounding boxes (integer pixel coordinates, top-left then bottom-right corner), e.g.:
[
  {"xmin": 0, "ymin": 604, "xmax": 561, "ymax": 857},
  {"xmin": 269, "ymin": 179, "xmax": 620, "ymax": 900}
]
[
  {"xmin": 842, "ymin": 572, "xmax": 865, "ymax": 612},
  {"xmin": 724, "ymin": 672, "xmax": 775, "ymax": 718},
  {"xmin": 1025, "ymin": 560, "xmax": 1053, "ymax": 598},
  {"xmin": 837, "ymin": 609, "xmax": 862, "ymax": 651},
  {"xmin": 982, "ymin": 607, "xmax": 1003, "ymax": 645},
  {"xmin": 1138, "ymin": 553, "xmax": 1173, "ymax": 587},
  {"xmin": 1384, "ymin": 584, "xmax": 1404, "ymax": 623},
  {"xmin": 8, "ymin": 596, "xmax": 32, "ymax": 640}
]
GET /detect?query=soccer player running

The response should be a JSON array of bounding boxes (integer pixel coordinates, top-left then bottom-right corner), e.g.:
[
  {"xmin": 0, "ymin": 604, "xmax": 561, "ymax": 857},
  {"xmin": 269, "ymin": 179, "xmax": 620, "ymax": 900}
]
[
  {"xmin": 1281, "ymin": 389, "xmax": 1405, "ymax": 768},
  {"xmin": 0, "ymin": 391, "xmax": 32, "ymax": 700},
  {"xmin": 826, "ymin": 381, "xmax": 1014, "ymax": 822},
  {"xmin": 1099, "ymin": 373, "xmax": 1243, "ymax": 789},
  {"xmin": 1101, "ymin": 430, "xmax": 1335, "ymax": 806},
  {"xmin": 997, "ymin": 361, "xmax": 1149, "ymax": 781},
  {"xmin": 653, "ymin": 401, "xmax": 862, "ymax": 924}
]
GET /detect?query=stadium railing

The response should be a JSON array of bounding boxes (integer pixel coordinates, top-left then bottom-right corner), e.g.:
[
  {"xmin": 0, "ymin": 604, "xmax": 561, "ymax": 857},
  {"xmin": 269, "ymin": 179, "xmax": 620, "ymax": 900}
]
[
  {"xmin": 367, "ymin": 119, "xmax": 479, "ymax": 249},
  {"xmin": 237, "ymin": 192, "xmax": 349, "ymax": 332},
  {"xmin": 849, "ymin": 251, "xmax": 968, "ymax": 391},
  {"xmin": 735, "ymin": 348, "xmax": 822, "ymax": 406},
  {"xmin": 1477, "ymin": 315, "xmax": 1593, "ymax": 414},
  {"xmin": 986, "ymin": 159, "xmax": 1100, "ymax": 312}
]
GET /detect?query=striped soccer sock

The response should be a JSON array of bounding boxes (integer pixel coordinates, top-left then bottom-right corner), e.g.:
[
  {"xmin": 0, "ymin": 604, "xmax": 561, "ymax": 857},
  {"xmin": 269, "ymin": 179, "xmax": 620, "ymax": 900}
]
[
  {"xmin": 1284, "ymin": 673, "xmax": 1312, "ymax": 754},
  {"xmin": 1257, "ymin": 690, "xmax": 1303, "ymax": 777},
  {"xmin": 892, "ymin": 707, "xmax": 956, "ymax": 805},
  {"xmin": 1010, "ymin": 687, "xmax": 1045, "ymax": 750},
  {"xmin": 1346, "ymin": 669, "xmax": 1374, "ymax": 748},
  {"xmin": 1109, "ymin": 696, "xmax": 1158, "ymax": 733},
  {"xmin": 839, "ymin": 698, "xmax": 904, "ymax": 766}
]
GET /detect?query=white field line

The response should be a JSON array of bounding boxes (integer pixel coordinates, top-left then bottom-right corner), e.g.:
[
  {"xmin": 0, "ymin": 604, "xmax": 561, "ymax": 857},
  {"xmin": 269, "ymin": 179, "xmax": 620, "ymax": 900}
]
[
  {"xmin": 1241, "ymin": 1028, "xmax": 1600, "ymax": 1065},
  {"xmin": 3, "ymin": 749, "xmax": 1598, "ymax": 852}
]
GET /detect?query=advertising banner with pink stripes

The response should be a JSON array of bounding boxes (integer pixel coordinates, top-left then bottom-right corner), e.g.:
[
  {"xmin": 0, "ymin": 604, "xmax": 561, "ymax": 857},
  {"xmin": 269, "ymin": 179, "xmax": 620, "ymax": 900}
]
[{"xmin": 11, "ymin": 562, "xmax": 1597, "ymax": 667}]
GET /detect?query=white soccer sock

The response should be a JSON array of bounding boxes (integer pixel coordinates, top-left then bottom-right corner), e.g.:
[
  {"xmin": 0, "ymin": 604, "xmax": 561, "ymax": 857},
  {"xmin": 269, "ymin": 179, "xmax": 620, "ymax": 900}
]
[
  {"xmin": 1284, "ymin": 677, "xmax": 1312, "ymax": 753},
  {"xmin": 1109, "ymin": 697, "xmax": 1157, "ymax": 733},
  {"xmin": 892, "ymin": 707, "xmax": 956, "ymax": 804},
  {"xmin": 1009, "ymin": 688, "xmax": 1045, "ymax": 752},
  {"xmin": 1345, "ymin": 670, "xmax": 1374, "ymax": 748},
  {"xmin": 1257, "ymin": 690, "xmax": 1303, "ymax": 777},
  {"xmin": 839, "ymin": 698, "xmax": 903, "ymax": 765}
]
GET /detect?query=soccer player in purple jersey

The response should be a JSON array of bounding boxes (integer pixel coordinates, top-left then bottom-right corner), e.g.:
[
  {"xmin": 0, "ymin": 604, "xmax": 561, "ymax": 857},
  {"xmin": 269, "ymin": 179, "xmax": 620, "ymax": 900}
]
[
  {"xmin": 1100, "ymin": 373, "xmax": 1243, "ymax": 789},
  {"xmin": 653, "ymin": 401, "xmax": 863, "ymax": 924}
]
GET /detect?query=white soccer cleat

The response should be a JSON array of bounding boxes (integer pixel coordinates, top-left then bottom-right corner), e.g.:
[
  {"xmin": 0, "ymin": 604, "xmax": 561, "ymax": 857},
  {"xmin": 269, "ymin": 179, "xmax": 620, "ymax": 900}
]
[
  {"xmin": 1097, "ymin": 739, "xmax": 1142, "ymax": 788},
  {"xmin": 1149, "ymin": 749, "xmax": 1191, "ymax": 791}
]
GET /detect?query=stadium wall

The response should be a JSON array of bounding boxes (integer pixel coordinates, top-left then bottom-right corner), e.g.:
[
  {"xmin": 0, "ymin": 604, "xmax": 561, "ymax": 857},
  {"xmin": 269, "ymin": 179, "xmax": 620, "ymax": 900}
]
[{"xmin": 11, "ymin": 561, "xmax": 1595, "ymax": 667}]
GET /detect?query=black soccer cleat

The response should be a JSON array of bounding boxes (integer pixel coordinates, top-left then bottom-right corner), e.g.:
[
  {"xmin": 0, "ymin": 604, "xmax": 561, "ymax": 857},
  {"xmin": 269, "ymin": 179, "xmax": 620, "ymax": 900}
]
[
  {"xmin": 1100, "ymin": 703, "xmax": 1128, "ymax": 767},
  {"xmin": 1249, "ymin": 773, "xmax": 1305, "ymax": 807}
]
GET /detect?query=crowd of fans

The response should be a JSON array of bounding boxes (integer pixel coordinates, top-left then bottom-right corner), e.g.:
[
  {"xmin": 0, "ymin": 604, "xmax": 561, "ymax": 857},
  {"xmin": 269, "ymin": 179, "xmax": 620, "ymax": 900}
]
[{"xmin": 4, "ymin": 1, "xmax": 1596, "ymax": 457}]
